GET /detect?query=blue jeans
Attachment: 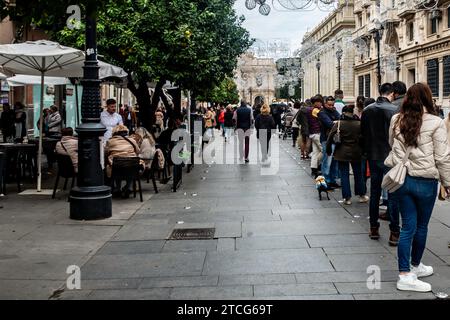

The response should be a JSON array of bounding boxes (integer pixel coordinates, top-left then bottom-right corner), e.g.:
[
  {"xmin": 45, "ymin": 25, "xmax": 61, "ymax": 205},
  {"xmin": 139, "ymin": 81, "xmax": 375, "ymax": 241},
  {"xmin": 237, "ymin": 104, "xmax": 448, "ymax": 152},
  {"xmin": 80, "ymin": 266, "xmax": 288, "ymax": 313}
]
[
  {"xmin": 394, "ymin": 175, "xmax": 438, "ymax": 272},
  {"xmin": 368, "ymin": 160, "xmax": 400, "ymax": 232},
  {"xmin": 321, "ymin": 141, "xmax": 338, "ymax": 184},
  {"xmin": 338, "ymin": 161, "xmax": 365, "ymax": 200}
]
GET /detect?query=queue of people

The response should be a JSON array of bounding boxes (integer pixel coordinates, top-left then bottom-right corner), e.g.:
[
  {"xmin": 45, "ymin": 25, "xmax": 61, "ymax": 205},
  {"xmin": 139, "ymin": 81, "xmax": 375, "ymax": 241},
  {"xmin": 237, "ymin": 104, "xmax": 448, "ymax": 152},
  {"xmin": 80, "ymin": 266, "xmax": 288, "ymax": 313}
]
[{"xmin": 293, "ymin": 83, "xmax": 450, "ymax": 293}]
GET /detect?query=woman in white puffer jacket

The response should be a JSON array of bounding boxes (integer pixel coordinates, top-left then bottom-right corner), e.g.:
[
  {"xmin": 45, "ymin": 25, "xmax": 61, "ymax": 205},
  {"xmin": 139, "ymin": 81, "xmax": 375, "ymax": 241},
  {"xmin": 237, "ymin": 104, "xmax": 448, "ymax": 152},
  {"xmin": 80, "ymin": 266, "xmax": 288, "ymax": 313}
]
[{"xmin": 385, "ymin": 83, "xmax": 450, "ymax": 293}]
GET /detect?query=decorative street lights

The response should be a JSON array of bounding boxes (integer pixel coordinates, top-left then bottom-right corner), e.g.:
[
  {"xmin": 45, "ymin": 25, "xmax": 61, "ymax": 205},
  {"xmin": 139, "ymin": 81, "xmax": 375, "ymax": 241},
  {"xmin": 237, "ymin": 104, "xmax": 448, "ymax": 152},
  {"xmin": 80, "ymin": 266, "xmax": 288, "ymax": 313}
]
[
  {"xmin": 70, "ymin": 1, "xmax": 112, "ymax": 220},
  {"xmin": 336, "ymin": 48, "xmax": 343, "ymax": 91},
  {"xmin": 316, "ymin": 59, "xmax": 321, "ymax": 94},
  {"xmin": 298, "ymin": 68, "xmax": 305, "ymax": 102},
  {"xmin": 372, "ymin": 20, "xmax": 384, "ymax": 91}
]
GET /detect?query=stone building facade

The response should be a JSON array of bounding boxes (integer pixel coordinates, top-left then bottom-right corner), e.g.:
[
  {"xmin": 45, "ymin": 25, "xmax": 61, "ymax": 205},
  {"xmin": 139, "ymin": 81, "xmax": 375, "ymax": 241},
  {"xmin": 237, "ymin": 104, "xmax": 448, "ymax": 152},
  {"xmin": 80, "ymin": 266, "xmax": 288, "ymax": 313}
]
[
  {"xmin": 352, "ymin": 0, "xmax": 450, "ymax": 108},
  {"xmin": 235, "ymin": 52, "xmax": 277, "ymax": 106},
  {"xmin": 300, "ymin": 1, "xmax": 356, "ymax": 103}
]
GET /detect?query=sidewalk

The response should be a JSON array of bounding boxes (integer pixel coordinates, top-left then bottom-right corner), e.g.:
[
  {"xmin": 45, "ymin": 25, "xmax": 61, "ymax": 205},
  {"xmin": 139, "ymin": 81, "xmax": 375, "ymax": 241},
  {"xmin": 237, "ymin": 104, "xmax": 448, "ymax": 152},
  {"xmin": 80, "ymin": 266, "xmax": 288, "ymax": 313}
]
[{"xmin": 0, "ymin": 135, "xmax": 449, "ymax": 300}]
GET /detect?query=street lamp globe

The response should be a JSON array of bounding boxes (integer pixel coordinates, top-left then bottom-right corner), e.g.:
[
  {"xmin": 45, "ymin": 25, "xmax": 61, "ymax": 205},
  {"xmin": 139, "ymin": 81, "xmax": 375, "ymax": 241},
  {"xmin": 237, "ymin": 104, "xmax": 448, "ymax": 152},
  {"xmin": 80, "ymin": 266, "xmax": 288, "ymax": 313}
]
[
  {"xmin": 316, "ymin": 60, "xmax": 321, "ymax": 70},
  {"xmin": 336, "ymin": 48, "xmax": 343, "ymax": 61}
]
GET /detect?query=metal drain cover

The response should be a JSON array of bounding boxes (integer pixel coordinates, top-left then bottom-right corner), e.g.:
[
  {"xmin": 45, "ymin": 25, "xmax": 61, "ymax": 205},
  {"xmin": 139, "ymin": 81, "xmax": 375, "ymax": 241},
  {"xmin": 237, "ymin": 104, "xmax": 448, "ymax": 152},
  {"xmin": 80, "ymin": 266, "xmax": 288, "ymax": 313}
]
[{"xmin": 169, "ymin": 228, "xmax": 215, "ymax": 240}]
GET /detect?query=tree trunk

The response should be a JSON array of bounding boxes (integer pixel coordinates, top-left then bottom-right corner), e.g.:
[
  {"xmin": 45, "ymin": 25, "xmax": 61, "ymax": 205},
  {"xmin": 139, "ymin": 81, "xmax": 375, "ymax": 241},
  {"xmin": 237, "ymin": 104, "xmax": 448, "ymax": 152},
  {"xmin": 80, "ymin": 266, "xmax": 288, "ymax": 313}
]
[{"xmin": 127, "ymin": 78, "xmax": 153, "ymax": 131}]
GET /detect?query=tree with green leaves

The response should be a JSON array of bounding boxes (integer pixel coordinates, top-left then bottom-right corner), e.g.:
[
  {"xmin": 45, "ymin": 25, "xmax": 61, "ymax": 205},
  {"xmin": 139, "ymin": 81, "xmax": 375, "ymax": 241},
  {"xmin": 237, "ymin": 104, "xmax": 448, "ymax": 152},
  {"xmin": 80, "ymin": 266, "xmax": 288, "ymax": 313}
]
[
  {"xmin": 1, "ymin": 0, "xmax": 252, "ymax": 129},
  {"xmin": 197, "ymin": 76, "xmax": 240, "ymax": 105}
]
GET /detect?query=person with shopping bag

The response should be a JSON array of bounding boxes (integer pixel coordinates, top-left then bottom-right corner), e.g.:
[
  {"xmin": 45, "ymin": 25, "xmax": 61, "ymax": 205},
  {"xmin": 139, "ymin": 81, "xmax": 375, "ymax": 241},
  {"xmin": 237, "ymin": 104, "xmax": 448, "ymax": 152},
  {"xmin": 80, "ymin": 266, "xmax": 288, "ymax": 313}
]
[{"xmin": 384, "ymin": 83, "xmax": 450, "ymax": 292}]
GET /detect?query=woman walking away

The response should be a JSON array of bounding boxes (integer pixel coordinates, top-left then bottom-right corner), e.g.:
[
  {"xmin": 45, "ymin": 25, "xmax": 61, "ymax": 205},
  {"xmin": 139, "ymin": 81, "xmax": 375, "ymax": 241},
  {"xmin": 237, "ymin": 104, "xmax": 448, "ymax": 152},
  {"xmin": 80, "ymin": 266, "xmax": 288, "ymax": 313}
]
[
  {"xmin": 255, "ymin": 104, "xmax": 276, "ymax": 164},
  {"xmin": 327, "ymin": 105, "xmax": 369, "ymax": 205},
  {"xmin": 385, "ymin": 83, "xmax": 450, "ymax": 292},
  {"xmin": 223, "ymin": 105, "xmax": 234, "ymax": 143}
]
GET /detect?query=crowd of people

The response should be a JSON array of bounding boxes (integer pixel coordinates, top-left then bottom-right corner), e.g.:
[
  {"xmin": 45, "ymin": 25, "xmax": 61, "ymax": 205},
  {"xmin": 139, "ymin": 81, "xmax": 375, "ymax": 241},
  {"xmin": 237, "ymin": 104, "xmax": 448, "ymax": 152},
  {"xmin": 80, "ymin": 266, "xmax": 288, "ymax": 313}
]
[{"xmin": 280, "ymin": 83, "xmax": 450, "ymax": 293}]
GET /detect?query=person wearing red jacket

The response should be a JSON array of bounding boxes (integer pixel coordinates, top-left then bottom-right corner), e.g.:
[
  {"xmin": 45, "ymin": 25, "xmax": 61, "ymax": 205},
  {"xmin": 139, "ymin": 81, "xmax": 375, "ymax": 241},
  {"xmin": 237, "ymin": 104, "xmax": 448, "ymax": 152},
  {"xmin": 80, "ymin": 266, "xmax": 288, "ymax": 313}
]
[{"xmin": 218, "ymin": 105, "xmax": 225, "ymax": 137}]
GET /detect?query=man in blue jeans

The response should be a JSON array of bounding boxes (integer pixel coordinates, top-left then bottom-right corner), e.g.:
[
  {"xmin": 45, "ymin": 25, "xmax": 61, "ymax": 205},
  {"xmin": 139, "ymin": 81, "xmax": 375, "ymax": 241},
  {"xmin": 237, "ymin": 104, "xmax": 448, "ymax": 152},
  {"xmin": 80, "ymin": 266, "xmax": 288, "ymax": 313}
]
[
  {"xmin": 361, "ymin": 83, "xmax": 401, "ymax": 245},
  {"xmin": 318, "ymin": 96, "xmax": 340, "ymax": 189}
]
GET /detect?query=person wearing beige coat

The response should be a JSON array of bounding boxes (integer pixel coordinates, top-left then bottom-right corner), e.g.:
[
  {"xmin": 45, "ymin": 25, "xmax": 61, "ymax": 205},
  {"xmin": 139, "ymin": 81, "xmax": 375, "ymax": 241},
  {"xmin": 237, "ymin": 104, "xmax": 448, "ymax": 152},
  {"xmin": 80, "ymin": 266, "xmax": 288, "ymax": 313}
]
[
  {"xmin": 55, "ymin": 128, "xmax": 78, "ymax": 173},
  {"xmin": 384, "ymin": 83, "xmax": 450, "ymax": 293},
  {"xmin": 105, "ymin": 125, "xmax": 141, "ymax": 198}
]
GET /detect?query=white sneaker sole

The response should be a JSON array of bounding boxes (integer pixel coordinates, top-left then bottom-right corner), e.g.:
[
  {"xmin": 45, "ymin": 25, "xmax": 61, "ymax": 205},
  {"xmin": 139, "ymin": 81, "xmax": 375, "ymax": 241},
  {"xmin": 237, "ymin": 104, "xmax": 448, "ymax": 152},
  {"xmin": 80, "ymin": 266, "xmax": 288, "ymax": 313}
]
[
  {"xmin": 397, "ymin": 282, "xmax": 432, "ymax": 292},
  {"xmin": 413, "ymin": 271, "xmax": 434, "ymax": 278}
]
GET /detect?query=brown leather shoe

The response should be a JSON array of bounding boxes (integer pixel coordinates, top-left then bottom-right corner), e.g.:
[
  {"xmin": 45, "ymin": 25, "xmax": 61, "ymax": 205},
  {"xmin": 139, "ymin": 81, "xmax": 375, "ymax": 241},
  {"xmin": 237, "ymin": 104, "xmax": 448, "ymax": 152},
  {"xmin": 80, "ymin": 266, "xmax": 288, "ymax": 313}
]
[
  {"xmin": 389, "ymin": 232, "xmax": 400, "ymax": 247},
  {"xmin": 369, "ymin": 227, "xmax": 380, "ymax": 240}
]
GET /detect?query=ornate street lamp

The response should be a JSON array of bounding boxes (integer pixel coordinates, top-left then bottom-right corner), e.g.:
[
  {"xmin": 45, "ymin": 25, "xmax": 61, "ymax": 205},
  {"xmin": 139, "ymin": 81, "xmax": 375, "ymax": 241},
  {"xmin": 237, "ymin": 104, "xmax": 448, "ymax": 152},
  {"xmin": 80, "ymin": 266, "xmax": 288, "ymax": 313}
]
[
  {"xmin": 298, "ymin": 68, "xmax": 305, "ymax": 101},
  {"xmin": 316, "ymin": 59, "xmax": 321, "ymax": 94},
  {"xmin": 336, "ymin": 48, "xmax": 343, "ymax": 90},
  {"xmin": 371, "ymin": 19, "xmax": 385, "ymax": 91},
  {"xmin": 70, "ymin": 1, "xmax": 112, "ymax": 220}
]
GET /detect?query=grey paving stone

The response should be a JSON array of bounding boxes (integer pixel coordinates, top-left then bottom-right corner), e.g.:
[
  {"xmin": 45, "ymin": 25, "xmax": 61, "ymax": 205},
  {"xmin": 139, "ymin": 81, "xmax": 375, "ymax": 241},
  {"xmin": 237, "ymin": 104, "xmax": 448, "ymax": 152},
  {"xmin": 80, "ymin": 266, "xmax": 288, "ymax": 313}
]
[
  {"xmin": 0, "ymin": 254, "xmax": 92, "ymax": 280},
  {"xmin": 0, "ymin": 279, "xmax": 64, "ymax": 300},
  {"xmin": 243, "ymin": 220, "xmax": 364, "ymax": 238},
  {"xmin": 162, "ymin": 240, "xmax": 217, "ymax": 252},
  {"xmin": 306, "ymin": 234, "xmax": 382, "ymax": 248},
  {"xmin": 0, "ymin": 224, "xmax": 40, "ymax": 240},
  {"xmin": 0, "ymin": 240, "xmax": 104, "ymax": 256},
  {"xmin": 272, "ymin": 209, "xmax": 315, "ymax": 216},
  {"xmin": 203, "ymin": 248, "xmax": 334, "ymax": 275},
  {"xmin": 55, "ymin": 290, "xmax": 93, "ymax": 300},
  {"xmin": 255, "ymin": 294, "xmax": 355, "ymax": 300},
  {"xmin": 254, "ymin": 283, "xmax": 337, "ymax": 297},
  {"xmin": 81, "ymin": 252, "xmax": 206, "ymax": 279},
  {"xmin": 80, "ymin": 278, "xmax": 143, "ymax": 290},
  {"xmin": 88, "ymin": 288, "xmax": 171, "ymax": 300},
  {"xmin": 20, "ymin": 225, "xmax": 119, "ymax": 242},
  {"xmin": 295, "ymin": 271, "xmax": 399, "ymax": 283},
  {"xmin": 169, "ymin": 285, "xmax": 253, "ymax": 299},
  {"xmin": 236, "ymin": 236, "xmax": 309, "ymax": 250},
  {"xmin": 111, "ymin": 224, "xmax": 173, "ymax": 241},
  {"xmin": 214, "ymin": 222, "xmax": 242, "ymax": 238},
  {"xmin": 96, "ymin": 241, "xmax": 165, "ymax": 255},
  {"xmin": 323, "ymin": 246, "xmax": 390, "ymax": 255},
  {"xmin": 217, "ymin": 238, "xmax": 235, "ymax": 251},
  {"xmin": 140, "ymin": 276, "xmax": 219, "ymax": 288},
  {"xmin": 335, "ymin": 281, "xmax": 403, "ymax": 294},
  {"xmin": 353, "ymin": 292, "xmax": 436, "ymax": 300},
  {"xmin": 219, "ymin": 274, "xmax": 296, "ymax": 286},
  {"xmin": 426, "ymin": 237, "xmax": 450, "ymax": 256},
  {"xmin": 328, "ymin": 253, "xmax": 398, "ymax": 272}
]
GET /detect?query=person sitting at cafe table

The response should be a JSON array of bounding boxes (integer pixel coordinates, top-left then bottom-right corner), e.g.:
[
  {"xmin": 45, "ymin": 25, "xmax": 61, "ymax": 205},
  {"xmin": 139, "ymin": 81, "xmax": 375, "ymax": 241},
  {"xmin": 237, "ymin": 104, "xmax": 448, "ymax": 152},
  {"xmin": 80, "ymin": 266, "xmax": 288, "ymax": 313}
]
[
  {"xmin": 47, "ymin": 106, "xmax": 62, "ymax": 138},
  {"xmin": 14, "ymin": 102, "xmax": 27, "ymax": 143},
  {"xmin": 55, "ymin": 127, "xmax": 78, "ymax": 173},
  {"xmin": 101, "ymin": 99, "xmax": 123, "ymax": 144},
  {"xmin": 105, "ymin": 124, "xmax": 143, "ymax": 198},
  {"xmin": 0, "ymin": 103, "xmax": 16, "ymax": 143}
]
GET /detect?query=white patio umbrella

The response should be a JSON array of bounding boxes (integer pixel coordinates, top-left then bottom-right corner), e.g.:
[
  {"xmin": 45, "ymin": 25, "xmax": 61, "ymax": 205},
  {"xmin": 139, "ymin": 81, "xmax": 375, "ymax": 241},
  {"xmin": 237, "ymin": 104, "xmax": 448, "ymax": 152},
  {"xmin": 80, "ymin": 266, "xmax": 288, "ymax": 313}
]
[
  {"xmin": 7, "ymin": 75, "xmax": 70, "ymax": 86},
  {"xmin": 0, "ymin": 40, "xmax": 85, "ymax": 192}
]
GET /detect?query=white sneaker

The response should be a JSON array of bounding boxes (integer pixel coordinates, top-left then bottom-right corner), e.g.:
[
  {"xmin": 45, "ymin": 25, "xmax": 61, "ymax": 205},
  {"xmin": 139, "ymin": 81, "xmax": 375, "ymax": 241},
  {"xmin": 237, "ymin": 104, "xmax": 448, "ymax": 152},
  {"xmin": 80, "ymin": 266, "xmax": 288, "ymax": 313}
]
[
  {"xmin": 397, "ymin": 273, "xmax": 432, "ymax": 292},
  {"xmin": 411, "ymin": 263, "xmax": 434, "ymax": 278},
  {"xmin": 359, "ymin": 195, "xmax": 370, "ymax": 203},
  {"xmin": 379, "ymin": 205, "xmax": 388, "ymax": 211},
  {"xmin": 343, "ymin": 199, "xmax": 352, "ymax": 205}
]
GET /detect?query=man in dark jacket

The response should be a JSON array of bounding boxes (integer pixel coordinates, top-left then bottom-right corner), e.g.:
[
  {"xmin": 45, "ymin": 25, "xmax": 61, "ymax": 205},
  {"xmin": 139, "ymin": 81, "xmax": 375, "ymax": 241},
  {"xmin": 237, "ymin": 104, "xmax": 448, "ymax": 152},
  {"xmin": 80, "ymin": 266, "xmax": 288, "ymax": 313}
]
[
  {"xmin": 233, "ymin": 100, "xmax": 254, "ymax": 163},
  {"xmin": 392, "ymin": 81, "xmax": 406, "ymax": 110},
  {"xmin": 318, "ymin": 96, "xmax": 340, "ymax": 188},
  {"xmin": 361, "ymin": 83, "xmax": 400, "ymax": 245},
  {"xmin": 307, "ymin": 96, "xmax": 323, "ymax": 177},
  {"xmin": 0, "ymin": 103, "xmax": 15, "ymax": 142}
]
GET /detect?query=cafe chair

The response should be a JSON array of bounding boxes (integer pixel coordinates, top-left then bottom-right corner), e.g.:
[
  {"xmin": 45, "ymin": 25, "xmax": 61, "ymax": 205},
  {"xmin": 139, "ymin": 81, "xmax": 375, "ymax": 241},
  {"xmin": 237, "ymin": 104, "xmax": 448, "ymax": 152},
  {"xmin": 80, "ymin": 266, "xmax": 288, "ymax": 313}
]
[
  {"xmin": 52, "ymin": 154, "xmax": 77, "ymax": 199},
  {"xmin": 111, "ymin": 157, "xmax": 143, "ymax": 202}
]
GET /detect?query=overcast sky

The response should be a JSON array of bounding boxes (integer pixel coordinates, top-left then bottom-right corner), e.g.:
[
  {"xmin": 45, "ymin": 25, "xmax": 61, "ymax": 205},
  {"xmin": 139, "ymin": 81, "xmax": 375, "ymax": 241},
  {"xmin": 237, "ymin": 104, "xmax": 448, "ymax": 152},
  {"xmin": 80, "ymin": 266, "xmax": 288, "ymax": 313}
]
[{"xmin": 233, "ymin": 1, "xmax": 331, "ymax": 57}]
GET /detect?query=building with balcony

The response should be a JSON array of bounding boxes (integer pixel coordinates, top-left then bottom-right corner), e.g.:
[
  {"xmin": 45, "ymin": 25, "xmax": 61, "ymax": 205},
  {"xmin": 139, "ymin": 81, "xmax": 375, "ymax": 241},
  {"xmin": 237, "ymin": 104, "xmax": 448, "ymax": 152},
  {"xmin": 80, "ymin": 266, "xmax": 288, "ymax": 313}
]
[
  {"xmin": 353, "ymin": 0, "xmax": 450, "ymax": 109},
  {"xmin": 300, "ymin": 1, "xmax": 356, "ymax": 103}
]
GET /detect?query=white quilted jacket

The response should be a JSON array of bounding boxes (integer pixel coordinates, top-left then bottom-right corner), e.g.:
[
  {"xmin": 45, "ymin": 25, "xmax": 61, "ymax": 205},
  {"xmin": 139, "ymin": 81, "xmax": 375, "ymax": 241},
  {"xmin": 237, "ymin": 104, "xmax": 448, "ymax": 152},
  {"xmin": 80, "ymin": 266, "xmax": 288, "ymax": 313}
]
[{"xmin": 385, "ymin": 112, "xmax": 450, "ymax": 187}]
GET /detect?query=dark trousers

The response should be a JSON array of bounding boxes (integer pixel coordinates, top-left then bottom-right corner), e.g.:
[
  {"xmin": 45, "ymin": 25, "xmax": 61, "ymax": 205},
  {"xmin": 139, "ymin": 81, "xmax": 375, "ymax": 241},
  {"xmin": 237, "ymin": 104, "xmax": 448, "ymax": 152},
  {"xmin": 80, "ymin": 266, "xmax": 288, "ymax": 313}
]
[
  {"xmin": 368, "ymin": 160, "xmax": 400, "ymax": 232},
  {"xmin": 292, "ymin": 127, "xmax": 299, "ymax": 146},
  {"xmin": 338, "ymin": 161, "xmax": 365, "ymax": 199}
]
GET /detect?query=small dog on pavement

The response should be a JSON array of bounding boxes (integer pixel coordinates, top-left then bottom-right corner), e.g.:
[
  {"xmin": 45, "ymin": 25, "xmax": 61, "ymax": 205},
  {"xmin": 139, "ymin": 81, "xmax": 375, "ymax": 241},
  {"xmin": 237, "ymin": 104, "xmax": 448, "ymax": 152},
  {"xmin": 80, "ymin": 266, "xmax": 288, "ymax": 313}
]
[{"xmin": 315, "ymin": 176, "xmax": 330, "ymax": 201}]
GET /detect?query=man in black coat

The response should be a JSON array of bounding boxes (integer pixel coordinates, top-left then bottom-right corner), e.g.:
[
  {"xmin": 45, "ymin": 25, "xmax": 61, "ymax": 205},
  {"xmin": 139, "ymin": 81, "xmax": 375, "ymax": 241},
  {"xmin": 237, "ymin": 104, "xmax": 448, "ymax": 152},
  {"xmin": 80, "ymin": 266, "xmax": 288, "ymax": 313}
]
[
  {"xmin": 233, "ymin": 100, "xmax": 254, "ymax": 163},
  {"xmin": 361, "ymin": 83, "xmax": 400, "ymax": 245}
]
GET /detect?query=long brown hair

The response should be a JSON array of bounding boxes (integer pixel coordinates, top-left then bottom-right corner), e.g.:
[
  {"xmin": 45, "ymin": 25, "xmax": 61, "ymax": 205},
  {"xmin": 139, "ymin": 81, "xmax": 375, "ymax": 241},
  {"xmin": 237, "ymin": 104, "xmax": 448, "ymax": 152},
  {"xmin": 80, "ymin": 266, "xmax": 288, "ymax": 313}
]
[{"xmin": 395, "ymin": 83, "xmax": 436, "ymax": 147}]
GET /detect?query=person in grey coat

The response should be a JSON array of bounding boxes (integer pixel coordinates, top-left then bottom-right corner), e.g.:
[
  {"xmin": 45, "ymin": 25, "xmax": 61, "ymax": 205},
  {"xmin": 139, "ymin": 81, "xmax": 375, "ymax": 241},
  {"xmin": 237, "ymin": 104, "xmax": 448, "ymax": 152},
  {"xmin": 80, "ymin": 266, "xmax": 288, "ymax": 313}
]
[
  {"xmin": 392, "ymin": 81, "xmax": 407, "ymax": 110},
  {"xmin": 47, "ymin": 106, "xmax": 62, "ymax": 138}
]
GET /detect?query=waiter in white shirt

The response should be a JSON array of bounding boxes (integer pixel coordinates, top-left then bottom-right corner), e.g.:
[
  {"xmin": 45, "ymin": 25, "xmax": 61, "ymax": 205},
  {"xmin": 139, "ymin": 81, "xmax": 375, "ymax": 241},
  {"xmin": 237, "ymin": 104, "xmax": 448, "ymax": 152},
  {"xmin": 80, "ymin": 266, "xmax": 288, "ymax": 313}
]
[
  {"xmin": 100, "ymin": 99, "xmax": 123, "ymax": 143},
  {"xmin": 100, "ymin": 99, "xmax": 123, "ymax": 169}
]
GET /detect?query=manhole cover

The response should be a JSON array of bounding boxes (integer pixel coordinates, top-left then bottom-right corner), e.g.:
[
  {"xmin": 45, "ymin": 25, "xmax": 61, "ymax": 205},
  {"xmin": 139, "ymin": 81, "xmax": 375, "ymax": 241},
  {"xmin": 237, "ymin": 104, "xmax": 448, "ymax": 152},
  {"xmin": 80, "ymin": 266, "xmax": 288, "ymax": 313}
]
[{"xmin": 169, "ymin": 228, "xmax": 215, "ymax": 240}]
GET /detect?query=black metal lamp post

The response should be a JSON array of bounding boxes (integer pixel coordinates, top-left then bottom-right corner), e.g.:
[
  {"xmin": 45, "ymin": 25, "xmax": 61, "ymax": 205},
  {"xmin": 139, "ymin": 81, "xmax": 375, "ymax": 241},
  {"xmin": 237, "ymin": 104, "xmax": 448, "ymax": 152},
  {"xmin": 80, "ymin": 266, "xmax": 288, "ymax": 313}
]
[
  {"xmin": 336, "ymin": 48, "xmax": 343, "ymax": 90},
  {"xmin": 70, "ymin": 1, "xmax": 112, "ymax": 220},
  {"xmin": 316, "ymin": 59, "xmax": 321, "ymax": 94},
  {"xmin": 372, "ymin": 21, "xmax": 384, "ymax": 91}
]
